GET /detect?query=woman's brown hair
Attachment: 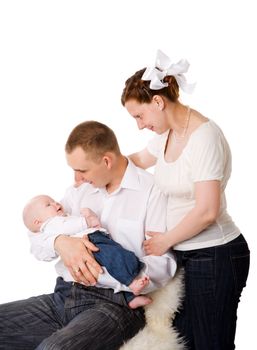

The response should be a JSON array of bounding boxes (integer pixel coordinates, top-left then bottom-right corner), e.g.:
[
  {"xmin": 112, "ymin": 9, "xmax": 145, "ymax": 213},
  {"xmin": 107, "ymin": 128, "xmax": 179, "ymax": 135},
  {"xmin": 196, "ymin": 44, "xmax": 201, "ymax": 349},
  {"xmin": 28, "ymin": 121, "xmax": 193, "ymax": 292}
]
[{"xmin": 121, "ymin": 68, "xmax": 180, "ymax": 105}]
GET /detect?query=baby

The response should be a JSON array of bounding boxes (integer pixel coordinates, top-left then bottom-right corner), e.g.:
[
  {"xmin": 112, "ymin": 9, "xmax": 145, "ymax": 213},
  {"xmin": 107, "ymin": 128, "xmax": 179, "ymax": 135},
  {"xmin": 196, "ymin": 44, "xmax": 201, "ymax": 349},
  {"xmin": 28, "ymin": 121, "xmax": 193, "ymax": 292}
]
[{"xmin": 23, "ymin": 194, "xmax": 152, "ymax": 309}]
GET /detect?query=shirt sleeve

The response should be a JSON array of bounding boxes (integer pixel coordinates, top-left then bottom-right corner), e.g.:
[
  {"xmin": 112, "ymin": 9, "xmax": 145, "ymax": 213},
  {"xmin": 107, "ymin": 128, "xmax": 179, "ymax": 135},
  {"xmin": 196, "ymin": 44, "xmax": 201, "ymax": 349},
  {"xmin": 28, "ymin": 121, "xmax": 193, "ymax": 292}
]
[
  {"xmin": 28, "ymin": 231, "xmax": 58, "ymax": 261},
  {"xmin": 188, "ymin": 126, "xmax": 226, "ymax": 182},
  {"xmin": 140, "ymin": 184, "xmax": 177, "ymax": 292},
  {"xmin": 43, "ymin": 216, "xmax": 87, "ymax": 236},
  {"xmin": 139, "ymin": 252, "xmax": 177, "ymax": 293},
  {"xmin": 29, "ymin": 217, "xmax": 87, "ymax": 261}
]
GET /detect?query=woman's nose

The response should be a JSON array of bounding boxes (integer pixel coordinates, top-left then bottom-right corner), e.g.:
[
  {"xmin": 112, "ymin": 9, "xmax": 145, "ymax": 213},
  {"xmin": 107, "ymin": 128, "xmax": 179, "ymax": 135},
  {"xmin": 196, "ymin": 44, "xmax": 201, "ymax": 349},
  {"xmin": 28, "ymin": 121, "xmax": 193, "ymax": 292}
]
[{"xmin": 137, "ymin": 119, "xmax": 145, "ymax": 130}]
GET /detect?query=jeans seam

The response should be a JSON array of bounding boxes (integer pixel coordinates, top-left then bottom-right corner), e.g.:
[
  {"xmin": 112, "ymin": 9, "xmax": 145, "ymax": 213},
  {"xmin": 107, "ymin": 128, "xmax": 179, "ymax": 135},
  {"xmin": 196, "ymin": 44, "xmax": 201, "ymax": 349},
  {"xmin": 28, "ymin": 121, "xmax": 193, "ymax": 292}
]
[
  {"xmin": 230, "ymin": 254, "xmax": 238, "ymax": 295},
  {"xmin": 96, "ymin": 308, "xmax": 126, "ymax": 338},
  {"xmin": 188, "ymin": 258, "xmax": 213, "ymax": 262},
  {"xmin": 229, "ymin": 253, "xmax": 249, "ymax": 295},
  {"xmin": 213, "ymin": 245, "xmax": 217, "ymax": 348},
  {"xmin": 231, "ymin": 253, "xmax": 250, "ymax": 259}
]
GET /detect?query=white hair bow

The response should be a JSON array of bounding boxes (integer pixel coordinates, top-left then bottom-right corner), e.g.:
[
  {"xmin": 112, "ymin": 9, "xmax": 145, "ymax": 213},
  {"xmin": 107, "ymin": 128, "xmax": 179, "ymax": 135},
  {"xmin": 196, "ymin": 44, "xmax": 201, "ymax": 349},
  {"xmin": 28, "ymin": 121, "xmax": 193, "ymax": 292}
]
[{"xmin": 142, "ymin": 50, "xmax": 195, "ymax": 93}]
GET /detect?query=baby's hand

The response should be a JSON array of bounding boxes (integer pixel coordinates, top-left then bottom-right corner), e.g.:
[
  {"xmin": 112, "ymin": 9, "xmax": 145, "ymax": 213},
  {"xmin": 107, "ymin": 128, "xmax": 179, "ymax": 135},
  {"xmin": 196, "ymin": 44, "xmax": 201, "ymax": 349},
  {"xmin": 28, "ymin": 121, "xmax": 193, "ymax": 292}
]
[{"xmin": 81, "ymin": 208, "xmax": 101, "ymax": 229}]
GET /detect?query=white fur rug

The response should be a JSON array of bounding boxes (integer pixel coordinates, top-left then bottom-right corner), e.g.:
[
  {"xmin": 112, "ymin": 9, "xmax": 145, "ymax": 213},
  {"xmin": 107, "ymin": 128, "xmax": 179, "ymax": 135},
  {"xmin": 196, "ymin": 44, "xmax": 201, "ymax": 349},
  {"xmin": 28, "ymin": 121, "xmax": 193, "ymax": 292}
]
[{"xmin": 119, "ymin": 270, "xmax": 185, "ymax": 350}]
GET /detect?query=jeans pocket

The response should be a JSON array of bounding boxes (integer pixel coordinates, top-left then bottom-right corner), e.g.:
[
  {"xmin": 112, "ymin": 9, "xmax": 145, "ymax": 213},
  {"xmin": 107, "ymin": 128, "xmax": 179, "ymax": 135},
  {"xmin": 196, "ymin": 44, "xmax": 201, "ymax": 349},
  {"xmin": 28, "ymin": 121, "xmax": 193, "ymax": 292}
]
[
  {"xmin": 230, "ymin": 250, "xmax": 250, "ymax": 295},
  {"xmin": 186, "ymin": 251, "xmax": 215, "ymax": 296}
]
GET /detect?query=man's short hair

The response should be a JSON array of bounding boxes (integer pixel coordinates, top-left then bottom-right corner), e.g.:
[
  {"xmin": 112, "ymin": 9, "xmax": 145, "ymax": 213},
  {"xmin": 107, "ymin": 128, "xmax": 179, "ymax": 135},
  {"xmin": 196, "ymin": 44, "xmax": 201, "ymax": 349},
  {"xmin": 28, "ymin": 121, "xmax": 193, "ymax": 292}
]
[{"xmin": 65, "ymin": 120, "xmax": 121, "ymax": 160}]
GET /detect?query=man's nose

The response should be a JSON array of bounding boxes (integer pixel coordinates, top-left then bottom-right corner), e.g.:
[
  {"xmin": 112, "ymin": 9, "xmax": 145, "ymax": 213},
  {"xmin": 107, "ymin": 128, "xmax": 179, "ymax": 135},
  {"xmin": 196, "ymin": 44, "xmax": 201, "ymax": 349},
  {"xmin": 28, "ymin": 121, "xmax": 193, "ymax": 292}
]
[{"xmin": 75, "ymin": 171, "xmax": 85, "ymax": 184}]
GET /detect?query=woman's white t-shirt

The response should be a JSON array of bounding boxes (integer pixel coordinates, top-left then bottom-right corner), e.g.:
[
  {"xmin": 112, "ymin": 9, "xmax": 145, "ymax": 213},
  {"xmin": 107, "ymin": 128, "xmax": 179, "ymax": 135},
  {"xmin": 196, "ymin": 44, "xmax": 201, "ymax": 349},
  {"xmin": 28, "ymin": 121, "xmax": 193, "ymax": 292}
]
[{"xmin": 147, "ymin": 120, "xmax": 240, "ymax": 251}]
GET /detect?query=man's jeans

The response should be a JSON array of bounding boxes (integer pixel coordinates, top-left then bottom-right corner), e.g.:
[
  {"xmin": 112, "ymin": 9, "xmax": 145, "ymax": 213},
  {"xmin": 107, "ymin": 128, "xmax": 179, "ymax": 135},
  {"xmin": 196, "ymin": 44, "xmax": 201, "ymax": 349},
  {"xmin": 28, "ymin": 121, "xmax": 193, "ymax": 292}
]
[
  {"xmin": 0, "ymin": 278, "xmax": 145, "ymax": 350},
  {"xmin": 173, "ymin": 234, "xmax": 250, "ymax": 350}
]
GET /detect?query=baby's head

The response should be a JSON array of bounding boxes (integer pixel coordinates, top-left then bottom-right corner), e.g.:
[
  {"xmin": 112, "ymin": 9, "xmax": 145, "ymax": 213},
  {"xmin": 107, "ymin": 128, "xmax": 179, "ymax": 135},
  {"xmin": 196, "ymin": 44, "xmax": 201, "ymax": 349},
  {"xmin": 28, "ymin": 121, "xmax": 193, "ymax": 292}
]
[{"xmin": 23, "ymin": 195, "xmax": 65, "ymax": 232}]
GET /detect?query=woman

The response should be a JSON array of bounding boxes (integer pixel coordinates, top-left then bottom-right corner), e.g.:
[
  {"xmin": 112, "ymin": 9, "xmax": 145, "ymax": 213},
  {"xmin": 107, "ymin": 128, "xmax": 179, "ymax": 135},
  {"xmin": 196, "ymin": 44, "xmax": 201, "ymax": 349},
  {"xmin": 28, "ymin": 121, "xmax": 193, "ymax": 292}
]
[{"xmin": 121, "ymin": 50, "xmax": 250, "ymax": 350}]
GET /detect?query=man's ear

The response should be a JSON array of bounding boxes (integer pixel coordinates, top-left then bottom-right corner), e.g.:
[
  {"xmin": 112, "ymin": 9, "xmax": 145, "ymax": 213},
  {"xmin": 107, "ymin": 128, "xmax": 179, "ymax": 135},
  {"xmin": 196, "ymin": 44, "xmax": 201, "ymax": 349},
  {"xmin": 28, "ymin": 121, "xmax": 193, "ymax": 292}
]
[
  {"xmin": 102, "ymin": 154, "xmax": 113, "ymax": 169},
  {"xmin": 153, "ymin": 95, "xmax": 165, "ymax": 110}
]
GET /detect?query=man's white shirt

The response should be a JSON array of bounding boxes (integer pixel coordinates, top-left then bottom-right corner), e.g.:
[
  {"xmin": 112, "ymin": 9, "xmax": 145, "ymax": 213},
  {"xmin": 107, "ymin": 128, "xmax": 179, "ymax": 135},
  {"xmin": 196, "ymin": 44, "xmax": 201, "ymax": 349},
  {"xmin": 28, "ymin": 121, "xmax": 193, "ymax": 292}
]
[{"xmin": 29, "ymin": 160, "xmax": 177, "ymax": 294}]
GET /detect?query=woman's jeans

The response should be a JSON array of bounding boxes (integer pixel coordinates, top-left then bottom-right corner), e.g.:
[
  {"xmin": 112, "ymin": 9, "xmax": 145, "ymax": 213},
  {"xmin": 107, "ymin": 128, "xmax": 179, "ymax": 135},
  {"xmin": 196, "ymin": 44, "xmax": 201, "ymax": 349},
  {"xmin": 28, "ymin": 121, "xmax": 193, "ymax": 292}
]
[
  {"xmin": 0, "ymin": 278, "xmax": 145, "ymax": 350},
  {"xmin": 173, "ymin": 234, "xmax": 250, "ymax": 350}
]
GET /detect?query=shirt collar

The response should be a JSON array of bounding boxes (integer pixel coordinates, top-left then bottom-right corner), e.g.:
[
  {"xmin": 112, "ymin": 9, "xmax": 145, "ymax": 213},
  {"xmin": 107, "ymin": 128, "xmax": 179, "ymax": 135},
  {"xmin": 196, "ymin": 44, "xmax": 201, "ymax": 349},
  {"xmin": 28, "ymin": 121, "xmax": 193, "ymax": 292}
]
[
  {"xmin": 119, "ymin": 158, "xmax": 141, "ymax": 191},
  {"xmin": 98, "ymin": 158, "xmax": 142, "ymax": 194}
]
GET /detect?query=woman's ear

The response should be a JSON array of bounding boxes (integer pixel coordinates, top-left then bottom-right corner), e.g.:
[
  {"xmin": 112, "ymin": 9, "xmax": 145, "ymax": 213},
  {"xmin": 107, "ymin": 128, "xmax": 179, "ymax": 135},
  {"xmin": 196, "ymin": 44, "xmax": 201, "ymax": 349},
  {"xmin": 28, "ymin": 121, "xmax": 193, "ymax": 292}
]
[{"xmin": 153, "ymin": 95, "xmax": 164, "ymax": 111}]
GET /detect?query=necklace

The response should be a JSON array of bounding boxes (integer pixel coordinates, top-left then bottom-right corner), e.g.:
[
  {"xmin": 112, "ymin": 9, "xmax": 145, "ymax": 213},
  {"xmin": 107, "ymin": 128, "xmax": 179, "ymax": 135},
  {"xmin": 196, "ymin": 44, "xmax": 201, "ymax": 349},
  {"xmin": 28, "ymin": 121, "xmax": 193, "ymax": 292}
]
[{"xmin": 172, "ymin": 106, "xmax": 191, "ymax": 144}]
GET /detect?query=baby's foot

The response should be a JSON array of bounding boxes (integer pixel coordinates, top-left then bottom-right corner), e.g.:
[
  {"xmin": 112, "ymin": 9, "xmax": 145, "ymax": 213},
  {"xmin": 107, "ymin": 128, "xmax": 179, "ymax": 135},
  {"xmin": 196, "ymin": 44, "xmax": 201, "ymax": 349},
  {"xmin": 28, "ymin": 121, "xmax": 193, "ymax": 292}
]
[
  {"xmin": 129, "ymin": 276, "xmax": 150, "ymax": 295},
  {"xmin": 128, "ymin": 295, "xmax": 152, "ymax": 309}
]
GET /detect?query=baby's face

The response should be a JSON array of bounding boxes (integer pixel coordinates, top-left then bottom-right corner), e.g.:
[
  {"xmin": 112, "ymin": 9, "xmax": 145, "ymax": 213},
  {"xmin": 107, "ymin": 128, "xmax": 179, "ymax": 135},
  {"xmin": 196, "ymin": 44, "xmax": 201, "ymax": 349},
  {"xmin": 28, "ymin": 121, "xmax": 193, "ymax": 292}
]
[{"xmin": 34, "ymin": 195, "xmax": 65, "ymax": 222}]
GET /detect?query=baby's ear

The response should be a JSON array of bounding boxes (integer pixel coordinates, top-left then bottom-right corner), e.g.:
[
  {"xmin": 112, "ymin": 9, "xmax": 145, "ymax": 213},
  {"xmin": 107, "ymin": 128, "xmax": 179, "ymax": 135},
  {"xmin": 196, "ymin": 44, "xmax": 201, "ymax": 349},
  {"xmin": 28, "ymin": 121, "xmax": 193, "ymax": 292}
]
[{"xmin": 33, "ymin": 218, "xmax": 41, "ymax": 230}]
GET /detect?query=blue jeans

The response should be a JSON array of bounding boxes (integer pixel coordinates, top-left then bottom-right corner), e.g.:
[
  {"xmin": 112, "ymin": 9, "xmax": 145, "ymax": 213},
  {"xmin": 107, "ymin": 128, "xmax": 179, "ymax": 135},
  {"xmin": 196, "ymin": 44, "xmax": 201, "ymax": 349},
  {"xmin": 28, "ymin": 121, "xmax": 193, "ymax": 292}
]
[
  {"xmin": 173, "ymin": 234, "xmax": 250, "ymax": 350},
  {"xmin": 89, "ymin": 230, "xmax": 144, "ymax": 302},
  {"xmin": 0, "ymin": 277, "xmax": 145, "ymax": 350}
]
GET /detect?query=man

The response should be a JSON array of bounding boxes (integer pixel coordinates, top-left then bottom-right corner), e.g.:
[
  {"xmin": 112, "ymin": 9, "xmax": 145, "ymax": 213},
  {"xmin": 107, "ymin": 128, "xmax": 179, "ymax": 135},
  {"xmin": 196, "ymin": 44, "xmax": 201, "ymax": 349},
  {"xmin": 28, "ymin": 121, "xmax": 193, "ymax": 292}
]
[{"xmin": 0, "ymin": 121, "xmax": 176, "ymax": 350}]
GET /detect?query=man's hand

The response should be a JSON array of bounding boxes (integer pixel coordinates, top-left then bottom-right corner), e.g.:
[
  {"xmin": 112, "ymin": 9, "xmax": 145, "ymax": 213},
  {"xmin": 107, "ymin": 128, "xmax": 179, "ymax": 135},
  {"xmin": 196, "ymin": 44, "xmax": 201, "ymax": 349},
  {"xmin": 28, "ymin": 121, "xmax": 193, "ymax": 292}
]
[{"xmin": 54, "ymin": 235, "xmax": 103, "ymax": 285}]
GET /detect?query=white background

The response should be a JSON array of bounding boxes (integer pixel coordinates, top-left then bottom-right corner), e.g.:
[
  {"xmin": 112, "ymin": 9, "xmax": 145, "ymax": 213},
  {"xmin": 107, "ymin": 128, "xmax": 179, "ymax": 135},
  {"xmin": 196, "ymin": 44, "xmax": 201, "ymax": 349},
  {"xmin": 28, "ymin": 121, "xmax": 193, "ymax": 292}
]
[{"xmin": 0, "ymin": 0, "xmax": 256, "ymax": 348}]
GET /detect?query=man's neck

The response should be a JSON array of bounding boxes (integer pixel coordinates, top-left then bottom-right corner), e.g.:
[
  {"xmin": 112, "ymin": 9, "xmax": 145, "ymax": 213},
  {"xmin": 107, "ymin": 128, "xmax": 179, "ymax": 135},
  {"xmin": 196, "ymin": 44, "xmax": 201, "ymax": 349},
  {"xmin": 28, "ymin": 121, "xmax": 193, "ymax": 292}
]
[{"xmin": 106, "ymin": 155, "xmax": 128, "ymax": 194}]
